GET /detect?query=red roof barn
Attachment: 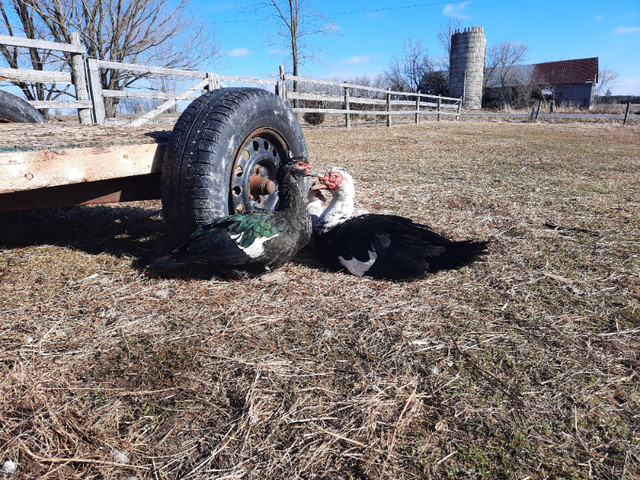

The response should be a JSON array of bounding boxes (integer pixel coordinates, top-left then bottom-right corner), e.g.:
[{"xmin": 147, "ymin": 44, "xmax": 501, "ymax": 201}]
[{"xmin": 484, "ymin": 57, "xmax": 599, "ymax": 108}]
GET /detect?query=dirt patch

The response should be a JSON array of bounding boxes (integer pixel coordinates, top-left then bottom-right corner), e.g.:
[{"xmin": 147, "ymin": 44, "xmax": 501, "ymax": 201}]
[{"xmin": 1, "ymin": 120, "xmax": 639, "ymax": 479}]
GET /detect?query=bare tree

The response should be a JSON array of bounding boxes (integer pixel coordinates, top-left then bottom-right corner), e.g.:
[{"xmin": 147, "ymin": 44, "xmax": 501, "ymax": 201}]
[
  {"xmin": 484, "ymin": 41, "xmax": 529, "ymax": 107},
  {"xmin": 594, "ymin": 69, "xmax": 617, "ymax": 98},
  {"xmin": 259, "ymin": 0, "xmax": 335, "ymax": 87},
  {"xmin": 0, "ymin": 0, "xmax": 220, "ymax": 117},
  {"xmin": 385, "ymin": 38, "xmax": 435, "ymax": 92},
  {"xmin": 436, "ymin": 17, "xmax": 461, "ymax": 71}
]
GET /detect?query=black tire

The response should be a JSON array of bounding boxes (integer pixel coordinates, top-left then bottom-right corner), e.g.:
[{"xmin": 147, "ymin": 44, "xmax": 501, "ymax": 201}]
[
  {"xmin": 0, "ymin": 90, "xmax": 45, "ymax": 123},
  {"xmin": 162, "ymin": 88, "xmax": 308, "ymax": 240}
]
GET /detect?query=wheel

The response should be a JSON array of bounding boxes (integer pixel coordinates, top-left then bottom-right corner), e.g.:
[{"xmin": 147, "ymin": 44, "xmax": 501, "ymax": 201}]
[
  {"xmin": 0, "ymin": 90, "xmax": 45, "ymax": 123},
  {"xmin": 162, "ymin": 88, "xmax": 308, "ymax": 240}
]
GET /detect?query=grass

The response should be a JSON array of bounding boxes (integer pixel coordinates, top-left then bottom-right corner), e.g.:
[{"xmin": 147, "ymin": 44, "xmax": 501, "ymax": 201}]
[{"xmin": 1, "ymin": 119, "xmax": 639, "ymax": 479}]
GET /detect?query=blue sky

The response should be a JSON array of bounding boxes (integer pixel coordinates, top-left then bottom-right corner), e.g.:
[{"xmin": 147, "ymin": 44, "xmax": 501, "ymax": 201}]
[{"xmin": 194, "ymin": 0, "xmax": 640, "ymax": 95}]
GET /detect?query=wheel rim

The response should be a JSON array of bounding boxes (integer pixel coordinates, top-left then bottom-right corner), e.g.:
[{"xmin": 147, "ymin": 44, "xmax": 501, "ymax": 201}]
[{"xmin": 230, "ymin": 128, "xmax": 288, "ymax": 214}]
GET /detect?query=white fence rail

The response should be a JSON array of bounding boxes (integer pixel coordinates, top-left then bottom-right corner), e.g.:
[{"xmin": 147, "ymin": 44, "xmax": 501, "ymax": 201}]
[
  {"xmin": 0, "ymin": 33, "xmax": 92, "ymax": 124},
  {"xmin": 0, "ymin": 34, "xmax": 279, "ymax": 126},
  {"xmin": 279, "ymin": 70, "xmax": 462, "ymax": 127},
  {"xmin": 2, "ymin": 34, "xmax": 637, "ymax": 127},
  {"xmin": 86, "ymin": 58, "xmax": 278, "ymax": 126},
  {"xmin": 0, "ymin": 34, "xmax": 461, "ymax": 127}
]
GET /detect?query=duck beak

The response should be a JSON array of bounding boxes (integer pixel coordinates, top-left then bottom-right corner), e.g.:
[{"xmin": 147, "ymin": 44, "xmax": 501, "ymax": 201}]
[
  {"xmin": 315, "ymin": 190, "xmax": 328, "ymax": 203},
  {"xmin": 309, "ymin": 184, "xmax": 328, "ymax": 202}
]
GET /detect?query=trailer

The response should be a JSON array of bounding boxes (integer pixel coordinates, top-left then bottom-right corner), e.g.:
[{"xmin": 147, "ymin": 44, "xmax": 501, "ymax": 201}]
[{"xmin": 0, "ymin": 88, "xmax": 308, "ymax": 240}]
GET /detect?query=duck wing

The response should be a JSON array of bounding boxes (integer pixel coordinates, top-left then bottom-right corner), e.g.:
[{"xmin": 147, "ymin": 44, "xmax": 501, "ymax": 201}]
[
  {"xmin": 152, "ymin": 211, "xmax": 282, "ymax": 269},
  {"xmin": 317, "ymin": 214, "xmax": 487, "ymax": 279}
]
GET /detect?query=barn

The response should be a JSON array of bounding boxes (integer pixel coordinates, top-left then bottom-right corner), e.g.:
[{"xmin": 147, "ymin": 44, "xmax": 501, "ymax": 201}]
[
  {"xmin": 532, "ymin": 57, "xmax": 599, "ymax": 107},
  {"xmin": 483, "ymin": 57, "xmax": 599, "ymax": 108}
]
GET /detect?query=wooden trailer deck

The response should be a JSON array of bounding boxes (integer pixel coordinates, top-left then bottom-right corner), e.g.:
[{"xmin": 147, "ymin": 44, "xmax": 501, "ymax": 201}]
[{"xmin": 0, "ymin": 123, "xmax": 172, "ymax": 211}]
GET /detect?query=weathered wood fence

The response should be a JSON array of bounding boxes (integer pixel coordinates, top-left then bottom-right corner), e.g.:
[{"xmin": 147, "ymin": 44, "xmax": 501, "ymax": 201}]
[
  {"xmin": 0, "ymin": 33, "xmax": 92, "ymax": 123},
  {"xmin": 0, "ymin": 34, "xmax": 462, "ymax": 127},
  {"xmin": 1, "ymin": 34, "xmax": 638, "ymax": 127},
  {"xmin": 278, "ymin": 67, "xmax": 462, "ymax": 126},
  {"xmin": 86, "ymin": 59, "xmax": 278, "ymax": 126},
  {"xmin": 0, "ymin": 34, "xmax": 279, "ymax": 126}
]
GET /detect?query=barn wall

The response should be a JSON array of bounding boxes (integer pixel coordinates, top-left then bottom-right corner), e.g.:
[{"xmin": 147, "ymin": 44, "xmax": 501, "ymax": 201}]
[{"xmin": 552, "ymin": 84, "xmax": 595, "ymax": 108}]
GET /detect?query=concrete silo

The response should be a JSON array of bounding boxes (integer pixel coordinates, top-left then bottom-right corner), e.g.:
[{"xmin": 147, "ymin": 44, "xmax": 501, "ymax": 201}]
[{"xmin": 449, "ymin": 26, "xmax": 486, "ymax": 110}]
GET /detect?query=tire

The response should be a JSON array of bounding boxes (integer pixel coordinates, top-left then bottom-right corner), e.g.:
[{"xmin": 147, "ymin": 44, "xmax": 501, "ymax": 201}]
[
  {"xmin": 162, "ymin": 88, "xmax": 308, "ymax": 240},
  {"xmin": 0, "ymin": 90, "xmax": 45, "ymax": 123}
]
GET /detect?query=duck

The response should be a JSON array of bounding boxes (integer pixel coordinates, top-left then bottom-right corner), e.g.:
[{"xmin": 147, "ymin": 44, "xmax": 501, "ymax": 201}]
[
  {"xmin": 150, "ymin": 160, "xmax": 316, "ymax": 278},
  {"xmin": 312, "ymin": 167, "xmax": 488, "ymax": 279}
]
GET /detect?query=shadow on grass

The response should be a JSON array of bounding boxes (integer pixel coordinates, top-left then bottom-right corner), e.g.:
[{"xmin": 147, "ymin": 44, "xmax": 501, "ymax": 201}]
[
  {"xmin": 0, "ymin": 204, "xmax": 326, "ymax": 279},
  {"xmin": 0, "ymin": 204, "xmax": 171, "ymax": 270}
]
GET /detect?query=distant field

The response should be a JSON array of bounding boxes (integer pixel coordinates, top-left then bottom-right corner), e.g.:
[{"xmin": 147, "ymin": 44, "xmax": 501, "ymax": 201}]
[{"xmin": 1, "ymin": 120, "xmax": 638, "ymax": 479}]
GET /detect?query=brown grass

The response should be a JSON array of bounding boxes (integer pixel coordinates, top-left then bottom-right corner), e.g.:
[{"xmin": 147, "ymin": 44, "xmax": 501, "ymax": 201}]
[{"xmin": 1, "ymin": 120, "xmax": 639, "ymax": 479}]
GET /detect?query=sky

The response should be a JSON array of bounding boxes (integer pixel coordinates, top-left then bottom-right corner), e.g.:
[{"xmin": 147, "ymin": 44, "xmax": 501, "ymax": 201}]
[{"xmin": 192, "ymin": 0, "xmax": 640, "ymax": 95}]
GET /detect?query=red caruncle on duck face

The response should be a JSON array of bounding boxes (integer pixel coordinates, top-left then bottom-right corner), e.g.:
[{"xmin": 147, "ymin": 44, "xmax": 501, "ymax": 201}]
[
  {"xmin": 293, "ymin": 160, "xmax": 312, "ymax": 175},
  {"xmin": 320, "ymin": 170, "xmax": 345, "ymax": 191}
]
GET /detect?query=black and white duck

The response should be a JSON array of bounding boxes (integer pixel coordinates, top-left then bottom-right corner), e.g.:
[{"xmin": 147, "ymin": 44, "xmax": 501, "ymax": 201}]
[{"xmin": 311, "ymin": 167, "xmax": 488, "ymax": 279}]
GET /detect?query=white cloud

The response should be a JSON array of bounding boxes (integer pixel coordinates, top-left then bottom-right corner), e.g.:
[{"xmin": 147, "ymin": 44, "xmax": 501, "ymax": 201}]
[
  {"xmin": 443, "ymin": 1, "xmax": 470, "ymax": 19},
  {"xmin": 595, "ymin": 14, "xmax": 605, "ymax": 20},
  {"xmin": 209, "ymin": 2, "xmax": 236, "ymax": 12},
  {"xmin": 611, "ymin": 77, "xmax": 640, "ymax": 95},
  {"xmin": 342, "ymin": 55, "xmax": 381, "ymax": 65},
  {"xmin": 228, "ymin": 48, "xmax": 251, "ymax": 57},
  {"xmin": 612, "ymin": 26, "xmax": 640, "ymax": 34}
]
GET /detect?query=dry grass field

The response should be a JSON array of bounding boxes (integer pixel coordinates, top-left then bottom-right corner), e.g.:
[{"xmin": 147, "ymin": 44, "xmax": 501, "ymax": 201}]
[{"xmin": 1, "ymin": 119, "xmax": 639, "ymax": 479}]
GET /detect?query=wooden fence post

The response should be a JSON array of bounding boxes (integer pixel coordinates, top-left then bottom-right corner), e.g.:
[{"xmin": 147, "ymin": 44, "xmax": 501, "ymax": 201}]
[
  {"xmin": 206, "ymin": 72, "xmax": 216, "ymax": 92},
  {"xmin": 87, "ymin": 59, "xmax": 105, "ymax": 124},
  {"xmin": 277, "ymin": 65, "xmax": 287, "ymax": 101},
  {"xmin": 415, "ymin": 92, "xmax": 420, "ymax": 124},
  {"xmin": 386, "ymin": 90, "xmax": 391, "ymax": 127},
  {"xmin": 437, "ymin": 97, "xmax": 441, "ymax": 122},
  {"xmin": 534, "ymin": 100, "xmax": 542, "ymax": 122},
  {"xmin": 344, "ymin": 84, "xmax": 350, "ymax": 128},
  {"xmin": 623, "ymin": 101, "xmax": 631, "ymax": 125},
  {"xmin": 70, "ymin": 32, "xmax": 91, "ymax": 124},
  {"xmin": 455, "ymin": 98, "xmax": 462, "ymax": 122}
]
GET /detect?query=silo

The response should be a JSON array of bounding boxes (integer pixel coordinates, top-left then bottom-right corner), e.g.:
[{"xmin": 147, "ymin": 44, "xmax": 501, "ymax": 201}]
[{"xmin": 449, "ymin": 26, "xmax": 486, "ymax": 110}]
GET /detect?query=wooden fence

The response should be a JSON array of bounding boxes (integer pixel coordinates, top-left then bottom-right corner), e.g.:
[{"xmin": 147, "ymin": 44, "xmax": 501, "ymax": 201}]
[
  {"xmin": 1, "ymin": 34, "xmax": 637, "ymax": 127},
  {"xmin": 0, "ymin": 34, "xmax": 278, "ymax": 126},
  {"xmin": 278, "ymin": 67, "xmax": 462, "ymax": 127},
  {"xmin": 0, "ymin": 33, "xmax": 92, "ymax": 124},
  {"xmin": 86, "ymin": 59, "xmax": 277, "ymax": 126},
  {"xmin": 0, "ymin": 34, "xmax": 461, "ymax": 127}
]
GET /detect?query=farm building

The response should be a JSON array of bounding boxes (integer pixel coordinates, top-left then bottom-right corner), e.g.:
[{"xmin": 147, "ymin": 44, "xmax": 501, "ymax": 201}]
[
  {"xmin": 532, "ymin": 57, "xmax": 599, "ymax": 107},
  {"xmin": 483, "ymin": 57, "xmax": 599, "ymax": 108}
]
